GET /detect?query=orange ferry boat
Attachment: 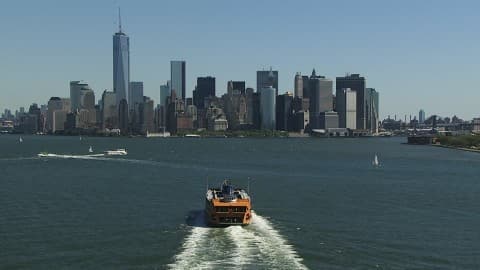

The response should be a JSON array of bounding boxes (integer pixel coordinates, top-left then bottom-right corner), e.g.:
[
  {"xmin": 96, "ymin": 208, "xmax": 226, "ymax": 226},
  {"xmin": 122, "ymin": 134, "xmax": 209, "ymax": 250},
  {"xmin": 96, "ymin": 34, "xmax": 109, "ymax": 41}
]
[{"xmin": 205, "ymin": 180, "xmax": 252, "ymax": 226}]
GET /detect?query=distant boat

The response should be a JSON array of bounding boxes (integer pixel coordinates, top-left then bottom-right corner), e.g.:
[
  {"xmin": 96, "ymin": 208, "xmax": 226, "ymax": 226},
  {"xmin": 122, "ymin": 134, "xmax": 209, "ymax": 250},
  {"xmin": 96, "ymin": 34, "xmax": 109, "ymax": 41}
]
[
  {"xmin": 79, "ymin": 136, "xmax": 82, "ymax": 141},
  {"xmin": 104, "ymin": 149, "xmax": 127, "ymax": 156},
  {"xmin": 19, "ymin": 136, "xmax": 23, "ymax": 143},
  {"xmin": 38, "ymin": 152, "xmax": 54, "ymax": 158},
  {"xmin": 373, "ymin": 154, "xmax": 379, "ymax": 167},
  {"xmin": 88, "ymin": 146, "xmax": 93, "ymax": 153}
]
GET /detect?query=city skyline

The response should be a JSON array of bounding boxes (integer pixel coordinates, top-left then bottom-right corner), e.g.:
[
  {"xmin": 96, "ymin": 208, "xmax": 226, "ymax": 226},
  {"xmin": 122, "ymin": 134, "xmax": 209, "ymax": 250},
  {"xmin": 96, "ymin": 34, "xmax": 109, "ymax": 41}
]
[{"xmin": 1, "ymin": 0, "xmax": 480, "ymax": 120}]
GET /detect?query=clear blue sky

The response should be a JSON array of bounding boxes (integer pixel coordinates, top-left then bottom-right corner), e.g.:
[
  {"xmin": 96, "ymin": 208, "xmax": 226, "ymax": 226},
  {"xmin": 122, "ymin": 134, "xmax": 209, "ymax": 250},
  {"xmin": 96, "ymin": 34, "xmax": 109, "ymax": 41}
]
[{"xmin": 1, "ymin": 0, "xmax": 479, "ymax": 120}]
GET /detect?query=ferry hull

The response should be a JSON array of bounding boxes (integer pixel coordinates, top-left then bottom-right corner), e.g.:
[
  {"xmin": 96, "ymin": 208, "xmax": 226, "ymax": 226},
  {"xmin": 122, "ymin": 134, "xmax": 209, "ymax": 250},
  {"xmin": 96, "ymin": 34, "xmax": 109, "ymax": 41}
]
[
  {"xmin": 205, "ymin": 199, "xmax": 252, "ymax": 226},
  {"xmin": 205, "ymin": 181, "xmax": 252, "ymax": 227}
]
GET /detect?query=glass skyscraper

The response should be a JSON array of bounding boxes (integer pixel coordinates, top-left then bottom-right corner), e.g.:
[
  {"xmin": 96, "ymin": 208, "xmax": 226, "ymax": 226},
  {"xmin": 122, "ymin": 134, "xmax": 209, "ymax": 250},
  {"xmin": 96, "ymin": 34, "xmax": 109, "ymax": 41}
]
[
  {"xmin": 170, "ymin": 61, "xmax": 186, "ymax": 100},
  {"xmin": 336, "ymin": 74, "xmax": 366, "ymax": 130},
  {"xmin": 129, "ymin": 81, "xmax": 144, "ymax": 112},
  {"xmin": 257, "ymin": 68, "xmax": 278, "ymax": 96},
  {"xmin": 113, "ymin": 20, "xmax": 130, "ymax": 108}
]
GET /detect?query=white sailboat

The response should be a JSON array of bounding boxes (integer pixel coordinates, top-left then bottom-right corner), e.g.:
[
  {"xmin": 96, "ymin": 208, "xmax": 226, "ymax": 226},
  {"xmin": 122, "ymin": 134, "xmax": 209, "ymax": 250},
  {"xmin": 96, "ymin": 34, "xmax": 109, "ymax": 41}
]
[
  {"xmin": 373, "ymin": 154, "xmax": 379, "ymax": 167},
  {"xmin": 19, "ymin": 136, "xmax": 23, "ymax": 143},
  {"xmin": 88, "ymin": 146, "xmax": 93, "ymax": 153}
]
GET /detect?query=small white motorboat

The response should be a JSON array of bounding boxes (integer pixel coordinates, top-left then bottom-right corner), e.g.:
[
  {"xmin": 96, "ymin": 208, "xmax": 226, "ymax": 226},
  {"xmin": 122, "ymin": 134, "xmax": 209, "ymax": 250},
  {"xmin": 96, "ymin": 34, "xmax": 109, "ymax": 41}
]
[{"xmin": 104, "ymin": 149, "xmax": 127, "ymax": 156}]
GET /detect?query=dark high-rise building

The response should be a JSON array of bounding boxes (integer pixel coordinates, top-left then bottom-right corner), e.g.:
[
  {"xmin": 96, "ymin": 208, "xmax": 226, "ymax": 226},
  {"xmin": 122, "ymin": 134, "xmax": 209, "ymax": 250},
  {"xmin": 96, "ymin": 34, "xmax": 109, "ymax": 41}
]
[
  {"xmin": 129, "ymin": 81, "xmax": 144, "ymax": 112},
  {"xmin": 308, "ymin": 70, "xmax": 332, "ymax": 113},
  {"xmin": 302, "ymin": 75, "xmax": 310, "ymax": 99},
  {"xmin": 257, "ymin": 68, "xmax": 278, "ymax": 96},
  {"xmin": 139, "ymin": 97, "xmax": 154, "ymax": 134},
  {"xmin": 223, "ymin": 85, "xmax": 248, "ymax": 130},
  {"xmin": 366, "ymin": 88, "xmax": 379, "ymax": 133},
  {"xmin": 308, "ymin": 70, "xmax": 333, "ymax": 129},
  {"xmin": 336, "ymin": 74, "xmax": 367, "ymax": 130},
  {"xmin": 318, "ymin": 111, "xmax": 339, "ymax": 129},
  {"xmin": 419, "ymin": 109, "xmax": 425, "ymax": 124},
  {"xmin": 228, "ymin": 81, "xmax": 246, "ymax": 95},
  {"xmin": 276, "ymin": 93, "xmax": 294, "ymax": 131},
  {"xmin": 193, "ymin": 77, "xmax": 215, "ymax": 109},
  {"xmin": 171, "ymin": 61, "xmax": 186, "ymax": 100},
  {"xmin": 252, "ymin": 92, "xmax": 261, "ymax": 130},
  {"xmin": 245, "ymin": 88, "xmax": 256, "ymax": 128},
  {"xmin": 101, "ymin": 90, "xmax": 117, "ymax": 129},
  {"xmin": 28, "ymin": 103, "xmax": 42, "ymax": 133},
  {"xmin": 118, "ymin": 99, "xmax": 129, "ymax": 135}
]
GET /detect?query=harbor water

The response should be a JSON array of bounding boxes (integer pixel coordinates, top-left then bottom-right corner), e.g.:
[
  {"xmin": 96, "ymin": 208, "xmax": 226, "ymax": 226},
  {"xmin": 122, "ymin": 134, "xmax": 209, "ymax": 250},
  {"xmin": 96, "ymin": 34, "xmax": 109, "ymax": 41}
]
[{"xmin": 1, "ymin": 135, "xmax": 479, "ymax": 269}]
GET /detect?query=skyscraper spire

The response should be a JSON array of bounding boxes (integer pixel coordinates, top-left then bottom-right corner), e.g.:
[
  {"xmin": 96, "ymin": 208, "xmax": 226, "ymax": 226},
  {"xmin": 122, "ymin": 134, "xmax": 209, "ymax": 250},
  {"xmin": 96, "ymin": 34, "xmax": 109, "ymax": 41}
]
[{"xmin": 118, "ymin": 7, "xmax": 122, "ymax": 33}]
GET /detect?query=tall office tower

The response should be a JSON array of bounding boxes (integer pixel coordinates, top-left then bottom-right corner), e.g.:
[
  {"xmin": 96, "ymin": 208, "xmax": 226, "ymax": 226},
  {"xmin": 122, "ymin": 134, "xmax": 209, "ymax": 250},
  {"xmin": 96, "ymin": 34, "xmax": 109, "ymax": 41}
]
[
  {"xmin": 171, "ymin": 61, "xmax": 186, "ymax": 100},
  {"xmin": 227, "ymin": 81, "xmax": 246, "ymax": 95},
  {"xmin": 118, "ymin": 99, "xmax": 129, "ymax": 134},
  {"xmin": 47, "ymin": 97, "xmax": 71, "ymax": 133},
  {"xmin": 113, "ymin": 9, "xmax": 130, "ymax": 108},
  {"xmin": 77, "ymin": 87, "xmax": 96, "ymax": 128},
  {"xmin": 336, "ymin": 88, "xmax": 357, "ymax": 129},
  {"xmin": 276, "ymin": 92, "xmax": 293, "ymax": 131},
  {"xmin": 260, "ymin": 86, "xmax": 276, "ymax": 130},
  {"xmin": 17, "ymin": 104, "xmax": 38, "ymax": 134},
  {"xmin": 336, "ymin": 74, "xmax": 366, "ymax": 129},
  {"xmin": 309, "ymin": 71, "xmax": 333, "ymax": 113},
  {"xmin": 294, "ymin": 72, "xmax": 303, "ymax": 98},
  {"xmin": 159, "ymin": 81, "xmax": 170, "ymax": 108},
  {"xmin": 158, "ymin": 81, "xmax": 170, "ymax": 128},
  {"xmin": 245, "ymin": 88, "xmax": 256, "ymax": 126},
  {"xmin": 70, "ymin": 81, "xmax": 93, "ymax": 112},
  {"xmin": 302, "ymin": 75, "xmax": 310, "ymax": 98},
  {"xmin": 193, "ymin": 77, "xmax": 215, "ymax": 109},
  {"xmin": 223, "ymin": 83, "xmax": 248, "ymax": 130},
  {"xmin": 79, "ymin": 89, "xmax": 95, "ymax": 110},
  {"xmin": 129, "ymin": 82, "xmax": 144, "ymax": 112},
  {"xmin": 139, "ymin": 97, "xmax": 154, "ymax": 134},
  {"xmin": 101, "ymin": 90, "xmax": 117, "ymax": 129},
  {"xmin": 366, "ymin": 88, "xmax": 379, "ymax": 133},
  {"xmin": 419, "ymin": 109, "xmax": 425, "ymax": 124},
  {"xmin": 257, "ymin": 68, "xmax": 279, "ymax": 96},
  {"xmin": 308, "ymin": 70, "xmax": 333, "ymax": 129}
]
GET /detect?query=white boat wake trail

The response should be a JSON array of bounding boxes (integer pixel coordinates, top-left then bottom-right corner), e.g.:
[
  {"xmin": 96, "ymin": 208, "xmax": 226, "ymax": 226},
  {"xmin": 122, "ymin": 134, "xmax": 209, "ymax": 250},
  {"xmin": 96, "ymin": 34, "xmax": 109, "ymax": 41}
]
[{"xmin": 168, "ymin": 211, "xmax": 308, "ymax": 270}]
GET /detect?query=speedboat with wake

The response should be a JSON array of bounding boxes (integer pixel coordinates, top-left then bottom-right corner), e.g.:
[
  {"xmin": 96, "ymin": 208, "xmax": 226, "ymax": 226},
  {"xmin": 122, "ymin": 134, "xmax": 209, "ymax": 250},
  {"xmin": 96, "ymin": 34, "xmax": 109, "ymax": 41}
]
[
  {"xmin": 37, "ymin": 152, "xmax": 56, "ymax": 158},
  {"xmin": 103, "ymin": 149, "xmax": 127, "ymax": 156},
  {"xmin": 205, "ymin": 180, "xmax": 252, "ymax": 226}
]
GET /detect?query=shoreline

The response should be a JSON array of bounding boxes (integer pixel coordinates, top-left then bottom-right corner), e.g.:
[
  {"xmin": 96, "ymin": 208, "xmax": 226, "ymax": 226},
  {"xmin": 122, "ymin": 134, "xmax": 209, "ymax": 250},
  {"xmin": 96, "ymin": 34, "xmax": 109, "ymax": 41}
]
[
  {"xmin": 431, "ymin": 144, "xmax": 480, "ymax": 153},
  {"xmin": 1, "ymin": 133, "xmax": 400, "ymax": 139}
]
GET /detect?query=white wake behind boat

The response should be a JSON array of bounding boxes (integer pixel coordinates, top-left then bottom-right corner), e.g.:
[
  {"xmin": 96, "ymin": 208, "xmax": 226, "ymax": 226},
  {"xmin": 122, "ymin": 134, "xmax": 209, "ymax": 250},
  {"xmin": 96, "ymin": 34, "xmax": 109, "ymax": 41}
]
[
  {"xmin": 37, "ymin": 152, "xmax": 57, "ymax": 158},
  {"xmin": 104, "ymin": 149, "xmax": 127, "ymax": 156}
]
